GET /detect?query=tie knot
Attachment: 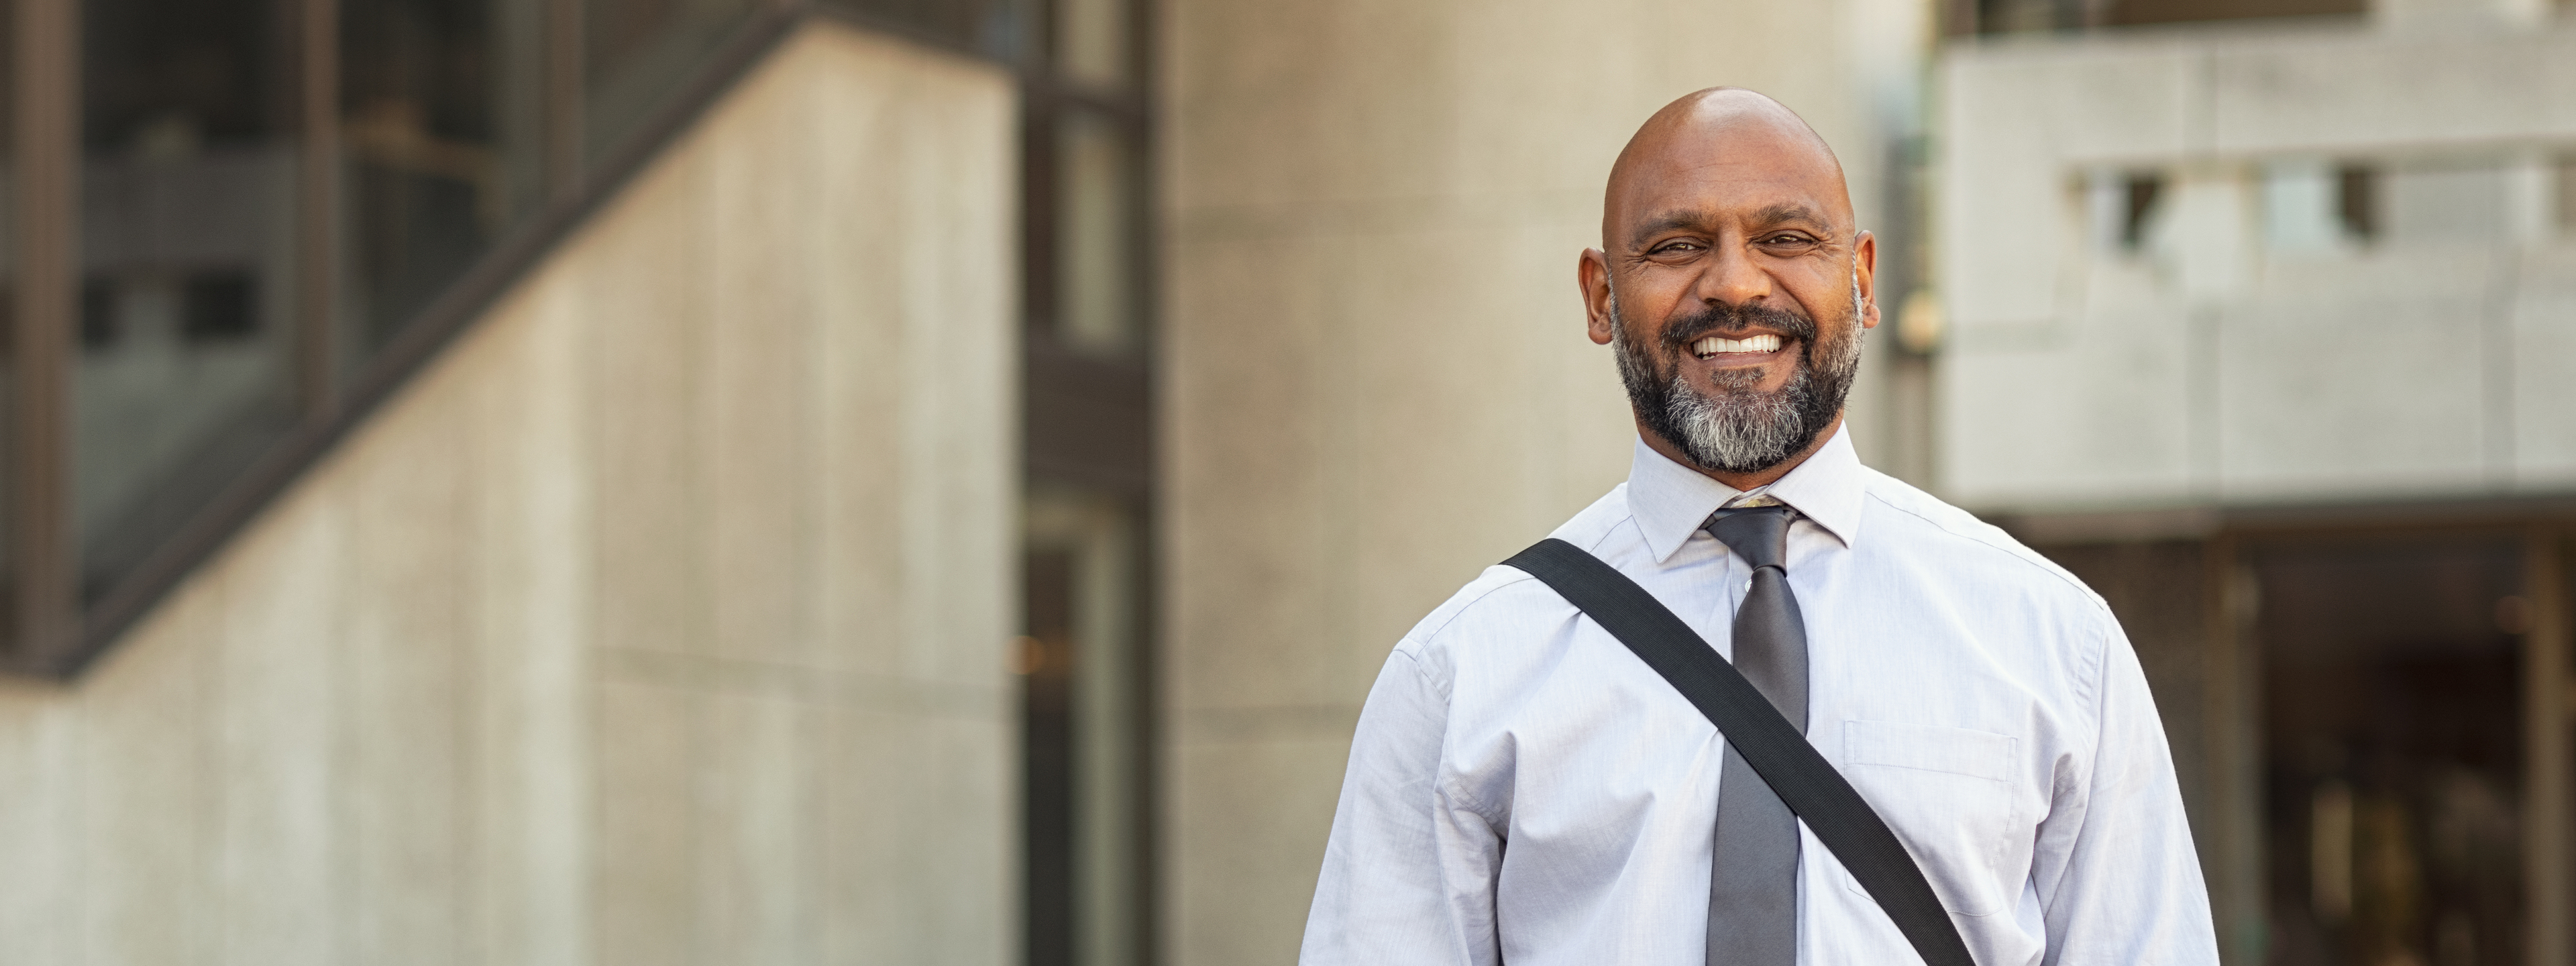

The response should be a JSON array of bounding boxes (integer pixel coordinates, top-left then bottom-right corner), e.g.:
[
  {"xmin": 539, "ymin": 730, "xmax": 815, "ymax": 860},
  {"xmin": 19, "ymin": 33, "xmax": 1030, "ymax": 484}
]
[{"xmin": 1706, "ymin": 504, "xmax": 1793, "ymax": 572}]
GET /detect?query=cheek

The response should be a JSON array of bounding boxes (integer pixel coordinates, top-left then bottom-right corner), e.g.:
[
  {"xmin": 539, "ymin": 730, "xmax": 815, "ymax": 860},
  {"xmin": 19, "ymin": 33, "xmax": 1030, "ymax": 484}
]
[
  {"xmin": 1807, "ymin": 319, "xmax": 1865, "ymax": 370},
  {"xmin": 1612, "ymin": 310, "xmax": 1664, "ymax": 354}
]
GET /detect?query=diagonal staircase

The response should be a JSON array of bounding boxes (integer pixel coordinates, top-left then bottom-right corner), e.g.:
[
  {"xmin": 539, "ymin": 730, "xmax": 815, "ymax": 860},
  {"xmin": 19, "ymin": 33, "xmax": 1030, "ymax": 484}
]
[{"xmin": 11, "ymin": 0, "xmax": 1007, "ymax": 676}]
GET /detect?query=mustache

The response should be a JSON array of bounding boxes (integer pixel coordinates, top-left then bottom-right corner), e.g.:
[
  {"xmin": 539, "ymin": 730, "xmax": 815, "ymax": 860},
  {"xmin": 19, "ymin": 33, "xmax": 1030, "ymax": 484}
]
[{"xmin": 1655, "ymin": 300, "xmax": 1818, "ymax": 354}]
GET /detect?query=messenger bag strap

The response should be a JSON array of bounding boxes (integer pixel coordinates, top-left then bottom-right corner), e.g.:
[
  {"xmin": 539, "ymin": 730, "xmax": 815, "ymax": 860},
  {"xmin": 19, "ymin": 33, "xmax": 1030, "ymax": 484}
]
[{"xmin": 1503, "ymin": 537, "xmax": 1976, "ymax": 966}]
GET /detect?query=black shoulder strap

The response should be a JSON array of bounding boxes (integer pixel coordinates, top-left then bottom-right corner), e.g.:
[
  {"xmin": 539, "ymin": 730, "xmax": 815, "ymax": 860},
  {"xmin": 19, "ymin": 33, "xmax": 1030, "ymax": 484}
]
[{"xmin": 1503, "ymin": 537, "xmax": 1976, "ymax": 966}]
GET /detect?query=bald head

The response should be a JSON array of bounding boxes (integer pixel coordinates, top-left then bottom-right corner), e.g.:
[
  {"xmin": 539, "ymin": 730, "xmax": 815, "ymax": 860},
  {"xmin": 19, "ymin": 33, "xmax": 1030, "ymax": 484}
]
[
  {"xmin": 1603, "ymin": 88, "xmax": 1851, "ymax": 249},
  {"xmin": 1576, "ymin": 87, "xmax": 1878, "ymax": 487}
]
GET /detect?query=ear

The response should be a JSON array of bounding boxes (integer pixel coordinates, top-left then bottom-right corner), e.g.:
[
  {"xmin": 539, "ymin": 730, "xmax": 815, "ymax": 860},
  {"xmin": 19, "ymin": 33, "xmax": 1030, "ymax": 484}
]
[
  {"xmin": 1854, "ymin": 231, "xmax": 1880, "ymax": 330},
  {"xmin": 1580, "ymin": 249, "xmax": 1616, "ymax": 345}
]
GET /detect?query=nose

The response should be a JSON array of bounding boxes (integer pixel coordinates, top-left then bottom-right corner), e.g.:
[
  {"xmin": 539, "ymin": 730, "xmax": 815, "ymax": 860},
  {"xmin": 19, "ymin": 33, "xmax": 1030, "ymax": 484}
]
[{"xmin": 1695, "ymin": 235, "xmax": 1774, "ymax": 309}]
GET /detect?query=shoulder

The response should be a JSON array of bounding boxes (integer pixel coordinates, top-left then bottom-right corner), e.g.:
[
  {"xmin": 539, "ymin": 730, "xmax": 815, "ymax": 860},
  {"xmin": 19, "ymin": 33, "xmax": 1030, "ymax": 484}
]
[
  {"xmin": 1857, "ymin": 468, "xmax": 2111, "ymax": 621},
  {"xmin": 1856, "ymin": 470, "xmax": 2131, "ymax": 715},
  {"xmin": 1395, "ymin": 484, "xmax": 1640, "ymax": 677}
]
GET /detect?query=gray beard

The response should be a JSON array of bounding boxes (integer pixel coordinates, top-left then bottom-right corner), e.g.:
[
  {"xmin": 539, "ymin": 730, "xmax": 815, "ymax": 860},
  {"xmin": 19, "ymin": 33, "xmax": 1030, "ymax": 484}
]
[{"xmin": 1608, "ymin": 279, "xmax": 1864, "ymax": 474}]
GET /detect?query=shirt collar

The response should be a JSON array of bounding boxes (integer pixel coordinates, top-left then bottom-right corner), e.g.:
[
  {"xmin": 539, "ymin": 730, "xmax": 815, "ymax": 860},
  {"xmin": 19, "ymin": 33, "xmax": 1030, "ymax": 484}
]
[{"xmin": 1623, "ymin": 423, "xmax": 1867, "ymax": 565}]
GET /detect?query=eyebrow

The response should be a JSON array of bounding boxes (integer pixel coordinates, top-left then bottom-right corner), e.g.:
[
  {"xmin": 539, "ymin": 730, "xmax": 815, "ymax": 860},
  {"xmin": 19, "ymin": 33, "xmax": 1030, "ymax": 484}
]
[
  {"xmin": 1752, "ymin": 203, "xmax": 1827, "ymax": 227},
  {"xmin": 1626, "ymin": 203, "xmax": 1835, "ymax": 248},
  {"xmin": 1629, "ymin": 209, "xmax": 1713, "ymax": 248}
]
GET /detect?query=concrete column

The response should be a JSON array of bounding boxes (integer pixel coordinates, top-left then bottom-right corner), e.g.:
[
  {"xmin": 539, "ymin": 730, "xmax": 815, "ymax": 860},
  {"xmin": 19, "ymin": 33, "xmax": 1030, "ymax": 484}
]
[{"xmin": 1159, "ymin": 1, "xmax": 1923, "ymax": 961}]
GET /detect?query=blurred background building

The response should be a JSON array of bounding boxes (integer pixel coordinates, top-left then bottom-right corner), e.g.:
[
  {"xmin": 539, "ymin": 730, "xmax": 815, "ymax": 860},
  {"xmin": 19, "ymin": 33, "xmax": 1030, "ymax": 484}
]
[
  {"xmin": 1946, "ymin": 1, "xmax": 2576, "ymax": 964},
  {"xmin": 0, "ymin": 0, "xmax": 2564, "ymax": 964}
]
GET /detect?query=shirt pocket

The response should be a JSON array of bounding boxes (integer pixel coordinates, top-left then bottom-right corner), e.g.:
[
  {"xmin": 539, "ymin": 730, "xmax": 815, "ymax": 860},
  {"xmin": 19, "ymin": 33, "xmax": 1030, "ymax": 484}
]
[{"xmin": 1833, "ymin": 719, "xmax": 2020, "ymax": 917}]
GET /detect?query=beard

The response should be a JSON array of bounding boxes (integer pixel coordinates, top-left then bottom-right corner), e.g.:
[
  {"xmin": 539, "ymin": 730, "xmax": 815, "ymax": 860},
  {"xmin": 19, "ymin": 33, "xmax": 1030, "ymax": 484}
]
[{"xmin": 1609, "ymin": 277, "xmax": 1864, "ymax": 475}]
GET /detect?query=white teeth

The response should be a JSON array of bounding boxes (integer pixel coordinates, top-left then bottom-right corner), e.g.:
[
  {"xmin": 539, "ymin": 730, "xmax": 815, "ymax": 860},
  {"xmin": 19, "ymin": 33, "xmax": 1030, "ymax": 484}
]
[{"xmin": 1691, "ymin": 334, "xmax": 1783, "ymax": 356}]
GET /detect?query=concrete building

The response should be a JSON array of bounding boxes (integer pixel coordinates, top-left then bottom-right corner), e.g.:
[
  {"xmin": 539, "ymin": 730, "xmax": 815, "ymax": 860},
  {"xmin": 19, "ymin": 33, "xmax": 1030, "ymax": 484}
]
[
  {"xmin": 0, "ymin": 0, "xmax": 1935, "ymax": 962},
  {"xmin": 0, "ymin": 14, "xmax": 1020, "ymax": 965},
  {"xmin": 1941, "ymin": 0, "xmax": 2576, "ymax": 963},
  {"xmin": 9, "ymin": 0, "xmax": 2569, "ymax": 963}
]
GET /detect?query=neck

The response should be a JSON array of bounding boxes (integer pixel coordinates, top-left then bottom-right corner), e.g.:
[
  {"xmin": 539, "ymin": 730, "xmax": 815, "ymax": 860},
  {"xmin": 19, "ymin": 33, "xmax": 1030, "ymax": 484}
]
[{"xmin": 1636, "ymin": 413, "xmax": 1844, "ymax": 492}]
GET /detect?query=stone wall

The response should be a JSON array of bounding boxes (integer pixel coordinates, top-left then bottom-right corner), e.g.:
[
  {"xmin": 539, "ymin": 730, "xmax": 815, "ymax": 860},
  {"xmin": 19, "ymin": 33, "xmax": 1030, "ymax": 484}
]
[
  {"xmin": 0, "ymin": 22, "xmax": 1016, "ymax": 966},
  {"xmin": 1157, "ymin": 1, "xmax": 1930, "ymax": 959},
  {"xmin": 1938, "ymin": 19, "xmax": 2576, "ymax": 511}
]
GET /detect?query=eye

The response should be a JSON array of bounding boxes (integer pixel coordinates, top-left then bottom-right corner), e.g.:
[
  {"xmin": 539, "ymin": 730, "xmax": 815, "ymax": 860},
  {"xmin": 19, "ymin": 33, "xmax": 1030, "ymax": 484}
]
[
  {"xmin": 1652, "ymin": 239, "xmax": 1704, "ymax": 255},
  {"xmin": 1759, "ymin": 233, "xmax": 1815, "ymax": 246}
]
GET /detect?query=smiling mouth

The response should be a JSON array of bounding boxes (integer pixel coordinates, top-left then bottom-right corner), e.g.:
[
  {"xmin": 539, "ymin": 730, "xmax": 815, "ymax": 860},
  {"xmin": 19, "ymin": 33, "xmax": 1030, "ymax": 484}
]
[{"xmin": 1688, "ymin": 333, "xmax": 1784, "ymax": 360}]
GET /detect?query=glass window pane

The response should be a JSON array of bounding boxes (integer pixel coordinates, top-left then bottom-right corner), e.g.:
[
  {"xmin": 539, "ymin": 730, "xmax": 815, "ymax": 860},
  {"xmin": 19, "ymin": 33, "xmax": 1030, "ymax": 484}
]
[
  {"xmin": 2256, "ymin": 539, "xmax": 2525, "ymax": 966},
  {"xmin": 76, "ymin": 0, "xmax": 300, "ymax": 604},
  {"xmin": 0, "ymin": 4, "xmax": 13, "ymax": 628},
  {"xmin": 2100, "ymin": 0, "xmax": 2364, "ymax": 28},
  {"xmin": 1021, "ymin": 489, "xmax": 1148, "ymax": 966},
  {"xmin": 1054, "ymin": 111, "xmax": 1140, "ymax": 354},
  {"xmin": 342, "ymin": 0, "xmax": 547, "ymax": 363},
  {"xmin": 585, "ymin": 0, "xmax": 757, "ymax": 164},
  {"xmin": 825, "ymin": 0, "xmax": 1010, "ymax": 54},
  {"xmin": 1021, "ymin": 542, "xmax": 1079, "ymax": 966},
  {"xmin": 2086, "ymin": 169, "xmax": 2163, "ymax": 253},
  {"xmin": 1053, "ymin": 0, "xmax": 1132, "ymax": 90},
  {"xmin": 2263, "ymin": 160, "xmax": 2345, "ymax": 253}
]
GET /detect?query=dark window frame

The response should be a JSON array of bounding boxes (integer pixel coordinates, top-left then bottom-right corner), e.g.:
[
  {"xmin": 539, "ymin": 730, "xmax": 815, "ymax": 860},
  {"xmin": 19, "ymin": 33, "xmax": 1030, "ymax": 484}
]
[
  {"xmin": 2, "ymin": 1, "xmax": 902, "ymax": 676},
  {"xmin": 1013, "ymin": 0, "xmax": 1160, "ymax": 957}
]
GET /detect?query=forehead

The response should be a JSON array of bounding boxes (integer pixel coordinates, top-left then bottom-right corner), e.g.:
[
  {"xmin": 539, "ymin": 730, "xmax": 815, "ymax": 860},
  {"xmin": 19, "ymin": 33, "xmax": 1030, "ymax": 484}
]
[{"xmin": 1607, "ymin": 114, "xmax": 1849, "ymax": 243}]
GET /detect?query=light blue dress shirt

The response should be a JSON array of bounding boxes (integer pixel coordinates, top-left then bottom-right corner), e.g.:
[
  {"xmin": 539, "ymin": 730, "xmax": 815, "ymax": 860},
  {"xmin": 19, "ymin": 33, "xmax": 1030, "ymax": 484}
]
[{"xmin": 1300, "ymin": 427, "xmax": 2218, "ymax": 965}]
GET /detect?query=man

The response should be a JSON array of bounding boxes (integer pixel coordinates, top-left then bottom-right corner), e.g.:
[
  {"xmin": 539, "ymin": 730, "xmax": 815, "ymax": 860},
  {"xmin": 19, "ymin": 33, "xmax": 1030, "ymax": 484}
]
[{"xmin": 1299, "ymin": 89, "xmax": 2215, "ymax": 965}]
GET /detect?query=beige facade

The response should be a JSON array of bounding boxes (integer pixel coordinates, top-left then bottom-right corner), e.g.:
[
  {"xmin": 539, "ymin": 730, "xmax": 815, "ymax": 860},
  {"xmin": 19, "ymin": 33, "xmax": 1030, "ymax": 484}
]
[
  {"xmin": 1937, "ymin": 8, "xmax": 2576, "ymax": 965},
  {"xmin": 1937, "ymin": 17, "xmax": 2576, "ymax": 511},
  {"xmin": 1157, "ymin": 1, "xmax": 1933, "ymax": 959},
  {"xmin": 0, "ymin": 23, "xmax": 1017, "ymax": 966}
]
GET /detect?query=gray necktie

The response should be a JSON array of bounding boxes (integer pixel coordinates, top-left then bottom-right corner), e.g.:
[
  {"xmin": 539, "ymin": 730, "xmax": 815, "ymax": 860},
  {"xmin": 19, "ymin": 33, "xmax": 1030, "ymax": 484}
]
[{"xmin": 1704, "ymin": 504, "xmax": 1807, "ymax": 966}]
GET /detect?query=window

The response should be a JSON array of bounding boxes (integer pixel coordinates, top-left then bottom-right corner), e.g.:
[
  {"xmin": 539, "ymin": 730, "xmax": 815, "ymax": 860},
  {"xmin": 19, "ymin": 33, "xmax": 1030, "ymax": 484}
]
[
  {"xmin": 2041, "ymin": 531, "xmax": 2575, "ymax": 966},
  {"xmin": 586, "ymin": 0, "xmax": 759, "ymax": 165},
  {"xmin": 2336, "ymin": 164, "xmax": 2379, "ymax": 244},
  {"xmin": 1055, "ymin": 109, "xmax": 1144, "ymax": 354},
  {"xmin": 74, "ymin": 0, "xmax": 301, "ymax": 609},
  {"xmin": 2089, "ymin": 168, "xmax": 2164, "ymax": 254},
  {"xmin": 1054, "ymin": 0, "xmax": 1135, "ymax": 89},
  {"xmin": 341, "ymin": 0, "xmax": 547, "ymax": 362},
  {"xmin": 2100, "ymin": 0, "xmax": 2363, "ymax": 27},
  {"xmin": 1022, "ymin": 490, "xmax": 1148, "ymax": 966},
  {"xmin": 1970, "ymin": 0, "xmax": 2363, "ymax": 33},
  {"xmin": 7, "ymin": 0, "xmax": 908, "ymax": 672},
  {"xmin": 1018, "ymin": 0, "xmax": 1157, "ymax": 959},
  {"xmin": 2264, "ymin": 160, "xmax": 2344, "ymax": 252},
  {"xmin": 2253, "ymin": 539, "xmax": 2527, "ymax": 966}
]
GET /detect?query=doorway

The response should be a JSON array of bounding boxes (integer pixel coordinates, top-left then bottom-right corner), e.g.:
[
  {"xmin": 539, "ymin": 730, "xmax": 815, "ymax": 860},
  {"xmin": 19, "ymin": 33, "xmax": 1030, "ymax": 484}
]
[{"xmin": 2254, "ymin": 536, "xmax": 2530, "ymax": 966}]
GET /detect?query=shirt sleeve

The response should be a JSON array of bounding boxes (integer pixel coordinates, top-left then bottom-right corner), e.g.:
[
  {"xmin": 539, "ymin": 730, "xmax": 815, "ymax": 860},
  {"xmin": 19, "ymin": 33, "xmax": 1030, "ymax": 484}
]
[
  {"xmin": 2034, "ymin": 616, "xmax": 2221, "ymax": 964},
  {"xmin": 1299, "ymin": 643, "xmax": 1503, "ymax": 966}
]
